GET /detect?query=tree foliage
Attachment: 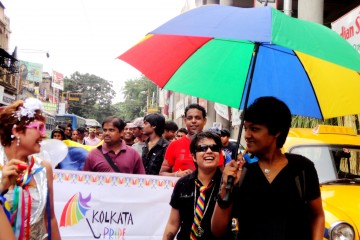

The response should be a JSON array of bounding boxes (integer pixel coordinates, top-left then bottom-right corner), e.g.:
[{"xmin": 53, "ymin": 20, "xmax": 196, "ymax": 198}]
[
  {"xmin": 116, "ymin": 75, "xmax": 157, "ymax": 121},
  {"xmin": 291, "ymin": 115, "xmax": 338, "ymax": 128},
  {"xmin": 64, "ymin": 71, "xmax": 116, "ymax": 122}
]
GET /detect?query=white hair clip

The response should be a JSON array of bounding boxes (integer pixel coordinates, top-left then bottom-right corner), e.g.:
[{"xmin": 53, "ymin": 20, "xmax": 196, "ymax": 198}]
[{"xmin": 14, "ymin": 98, "xmax": 44, "ymax": 121}]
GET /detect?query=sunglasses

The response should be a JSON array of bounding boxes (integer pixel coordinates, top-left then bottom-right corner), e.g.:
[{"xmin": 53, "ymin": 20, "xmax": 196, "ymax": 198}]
[
  {"xmin": 195, "ymin": 144, "xmax": 220, "ymax": 153},
  {"xmin": 26, "ymin": 122, "xmax": 46, "ymax": 135}
]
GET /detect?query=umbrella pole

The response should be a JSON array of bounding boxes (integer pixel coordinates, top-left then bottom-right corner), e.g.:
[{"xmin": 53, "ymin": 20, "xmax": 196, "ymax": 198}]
[{"xmin": 224, "ymin": 42, "xmax": 260, "ymax": 202}]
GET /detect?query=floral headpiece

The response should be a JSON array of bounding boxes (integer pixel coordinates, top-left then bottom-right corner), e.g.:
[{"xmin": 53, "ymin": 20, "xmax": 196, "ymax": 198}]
[{"xmin": 13, "ymin": 98, "xmax": 44, "ymax": 122}]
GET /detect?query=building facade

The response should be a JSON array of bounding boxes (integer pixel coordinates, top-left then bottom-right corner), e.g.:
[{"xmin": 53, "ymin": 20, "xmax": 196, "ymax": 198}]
[{"xmin": 0, "ymin": 1, "xmax": 17, "ymax": 106}]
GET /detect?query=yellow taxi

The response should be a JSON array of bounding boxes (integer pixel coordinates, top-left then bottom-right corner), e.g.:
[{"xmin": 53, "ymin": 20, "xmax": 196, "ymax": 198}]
[{"xmin": 283, "ymin": 125, "xmax": 360, "ymax": 240}]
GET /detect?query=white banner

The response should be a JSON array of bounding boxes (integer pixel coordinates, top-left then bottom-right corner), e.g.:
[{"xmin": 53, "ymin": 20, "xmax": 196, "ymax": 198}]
[
  {"xmin": 191, "ymin": 96, "xmax": 197, "ymax": 104},
  {"xmin": 231, "ymin": 108, "xmax": 242, "ymax": 126},
  {"xmin": 175, "ymin": 99, "xmax": 185, "ymax": 119},
  {"xmin": 214, "ymin": 103, "xmax": 229, "ymax": 120},
  {"xmin": 54, "ymin": 170, "xmax": 176, "ymax": 240},
  {"xmin": 254, "ymin": 0, "xmax": 278, "ymax": 8}
]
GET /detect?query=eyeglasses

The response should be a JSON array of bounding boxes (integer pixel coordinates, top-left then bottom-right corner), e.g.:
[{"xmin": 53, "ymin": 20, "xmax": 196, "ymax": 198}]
[
  {"xmin": 26, "ymin": 122, "xmax": 45, "ymax": 135},
  {"xmin": 195, "ymin": 144, "xmax": 220, "ymax": 153}
]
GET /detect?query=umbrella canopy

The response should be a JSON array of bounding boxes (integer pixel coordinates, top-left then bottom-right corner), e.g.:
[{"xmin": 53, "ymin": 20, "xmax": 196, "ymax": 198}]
[{"xmin": 119, "ymin": 5, "xmax": 360, "ymax": 120}]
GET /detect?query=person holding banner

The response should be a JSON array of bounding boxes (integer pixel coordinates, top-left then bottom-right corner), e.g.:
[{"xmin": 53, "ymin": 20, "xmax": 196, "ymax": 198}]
[
  {"xmin": 0, "ymin": 98, "xmax": 61, "ymax": 240},
  {"xmin": 83, "ymin": 116, "xmax": 145, "ymax": 174},
  {"xmin": 163, "ymin": 131, "xmax": 228, "ymax": 240}
]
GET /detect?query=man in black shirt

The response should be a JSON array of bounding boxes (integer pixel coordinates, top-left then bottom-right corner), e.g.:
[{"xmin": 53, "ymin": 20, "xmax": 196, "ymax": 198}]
[{"xmin": 142, "ymin": 113, "xmax": 169, "ymax": 175}]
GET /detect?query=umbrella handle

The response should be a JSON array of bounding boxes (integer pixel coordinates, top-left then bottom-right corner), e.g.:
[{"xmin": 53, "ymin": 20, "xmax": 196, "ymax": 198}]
[
  {"xmin": 222, "ymin": 42, "xmax": 260, "ymax": 204},
  {"xmin": 223, "ymin": 176, "xmax": 234, "ymax": 202}
]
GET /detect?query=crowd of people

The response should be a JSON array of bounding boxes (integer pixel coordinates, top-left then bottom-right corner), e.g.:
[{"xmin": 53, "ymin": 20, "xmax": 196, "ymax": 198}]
[{"xmin": 0, "ymin": 97, "xmax": 325, "ymax": 240}]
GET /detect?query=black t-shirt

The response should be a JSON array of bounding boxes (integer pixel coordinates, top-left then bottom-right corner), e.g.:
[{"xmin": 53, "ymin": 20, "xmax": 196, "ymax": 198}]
[
  {"xmin": 232, "ymin": 153, "xmax": 321, "ymax": 240},
  {"xmin": 170, "ymin": 169, "xmax": 223, "ymax": 240},
  {"xmin": 142, "ymin": 137, "xmax": 169, "ymax": 175}
]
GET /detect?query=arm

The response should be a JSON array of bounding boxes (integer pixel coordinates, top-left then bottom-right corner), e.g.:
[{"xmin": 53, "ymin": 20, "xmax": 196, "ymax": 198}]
[
  {"xmin": 162, "ymin": 208, "xmax": 180, "ymax": 240},
  {"xmin": 211, "ymin": 182, "xmax": 233, "ymax": 237},
  {"xmin": 43, "ymin": 161, "xmax": 61, "ymax": 240},
  {"xmin": 0, "ymin": 207, "xmax": 15, "ymax": 240},
  {"xmin": 159, "ymin": 159, "xmax": 192, "ymax": 177},
  {"xmin": 159, "ymin": 159, "xmax": 175, "ymax": 176},
  {"xmin": 308, "ymin": 197, "xmax": 325, "ymax": 240},
  {"xmin": 212, "ymin": 158, "xmax": 245, "ymax": 237},
  {"xmin": 160, "ymin": 142, "xmax": 176, "ymax": 176}
]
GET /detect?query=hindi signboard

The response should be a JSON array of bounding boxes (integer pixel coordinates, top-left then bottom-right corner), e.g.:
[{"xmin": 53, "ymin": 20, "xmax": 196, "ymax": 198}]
[{"xmin": 331, "ymin": 5, "xmax": 360, "ymax": 53}]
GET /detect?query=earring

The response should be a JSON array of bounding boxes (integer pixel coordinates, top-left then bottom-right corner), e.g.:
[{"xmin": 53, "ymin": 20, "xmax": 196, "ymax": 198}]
[{"xmin": 16, "ymin": 136, "xmax": 20, "ymax": 147}]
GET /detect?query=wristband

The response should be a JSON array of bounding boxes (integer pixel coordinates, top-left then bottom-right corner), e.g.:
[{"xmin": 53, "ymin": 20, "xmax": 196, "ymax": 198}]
[
  {"xmin": 175, "ymin": 171, "xmax": 179, "ymax": 177},
  {"xmin": 0, "ymin": 194, "xmax": 6, "ymax": 206},
  {"xmin": 217, "ymin": 193, "xmax": 232, "ymax": 209}
]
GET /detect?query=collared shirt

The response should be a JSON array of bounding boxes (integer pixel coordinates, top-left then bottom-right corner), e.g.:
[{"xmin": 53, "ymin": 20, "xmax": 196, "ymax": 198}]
[
  {"xmin": 170, "ymin": 168, "xmax": 224, "ymax": 240},
  {"xmin": 85, "ymin": 137, "xmax": 101, "ymax": 146},
  {"xmin": 83, "ymin": 140, "xmax": 145, "ymax": 174},
  {"xmin": 142, "ymin": 137, "xmax": 169, "ymax": 175},
  {"xmin": 132, "ymin": 141, "xmax": 146, "ymax": 156}
]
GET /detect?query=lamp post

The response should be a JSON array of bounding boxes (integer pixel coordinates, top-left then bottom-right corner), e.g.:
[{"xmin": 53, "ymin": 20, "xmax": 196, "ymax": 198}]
[
  {"xmin": 140, "ymin": 90, "xmax": 150, "ymax": 115},
  {"xmin": 17, "ymin": 48, "xmax": 50, "ymax": 58}
]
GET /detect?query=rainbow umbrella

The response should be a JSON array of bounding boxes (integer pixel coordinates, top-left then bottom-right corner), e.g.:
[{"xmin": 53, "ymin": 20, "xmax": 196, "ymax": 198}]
[{"xmin": 119, "ymin": 5, "xmax": 360, "ymax": 120}]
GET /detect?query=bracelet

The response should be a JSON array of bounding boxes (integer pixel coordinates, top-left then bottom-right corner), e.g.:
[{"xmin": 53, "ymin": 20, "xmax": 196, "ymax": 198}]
[
  {"xmin": 216, "ymin": 193, "xmax": 232, "ymax": 209},
  {"xmin": 175, "ymin": 171, "xmax": 179, "ymax": 177},
  {"xmin": 0, "ymin": 194, "xmax": 6, "ymax": 206}
]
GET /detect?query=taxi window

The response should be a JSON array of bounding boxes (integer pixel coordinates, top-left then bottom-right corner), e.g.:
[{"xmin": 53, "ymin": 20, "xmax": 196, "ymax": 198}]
[
  {"xmin": 290, "ymin": 146, "xmax": 336, "ymax": 183},
  {"xmin": 289, "ymin": 146, "xmax": 360, "ymax": 183},
  {"xmin": 331, "ymin": 147, "xmax": 360, "ymax": 179}
]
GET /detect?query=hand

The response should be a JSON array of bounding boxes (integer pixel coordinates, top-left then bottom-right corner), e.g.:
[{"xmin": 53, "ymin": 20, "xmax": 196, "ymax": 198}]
[
  {"xmin": 176, "ymin": 169, "xmax": 192, "ymax": 177},
  {"xmin": 222, "ymin": 155, "xmax": 246, "ymax": 187},
  {"xmin": 1, "ymin": 159, "xmax": 28, "ymax": 192}
]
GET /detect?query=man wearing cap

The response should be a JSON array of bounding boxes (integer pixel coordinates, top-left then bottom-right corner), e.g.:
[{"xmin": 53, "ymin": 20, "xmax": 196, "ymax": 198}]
[
  {"xmin": 85, "ymin": 127, "xmax": 101, "ymax": 146},
  {"xmin": 220, "ymin": 129, "xmax": 237, "ymax": 160},
  {"xmin": 131, "ymin": 117, "xmax": 148, "ymax": 156}
]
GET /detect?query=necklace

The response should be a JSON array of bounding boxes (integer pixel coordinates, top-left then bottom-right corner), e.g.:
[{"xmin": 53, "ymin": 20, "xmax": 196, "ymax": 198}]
[
  {"xmin": 264, "ymin": 168, "xmax": 271, "ymax": 179},
  {"xmin": 193, "ymin": 181, "xmax": 215, "ymax": 237}
]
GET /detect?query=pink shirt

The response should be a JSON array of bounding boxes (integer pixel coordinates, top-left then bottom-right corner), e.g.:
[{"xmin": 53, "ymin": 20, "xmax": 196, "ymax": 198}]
[
  {"xmin": 83, "ymin": 141, "xmax": 145, "ymax": 174},
  {"xmin": 85, "ymin": 137, "xmax": 101, "ymax": 146}
]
